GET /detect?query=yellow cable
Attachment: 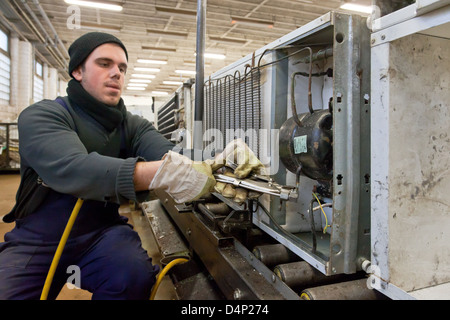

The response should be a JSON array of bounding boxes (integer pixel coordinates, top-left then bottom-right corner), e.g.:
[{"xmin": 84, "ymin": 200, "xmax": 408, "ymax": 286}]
[
  {"xmin": 40, "ymin": 198, "xmax": 188, "ymax": 301},
  {"xmin": 40, "ymin": 198, "xmax": 84, "ymax": 300},
  {"xmin": 312, "ymin": 193, "xmax": 330, "ymax": 234},
  {"xmin": 149, "ymin": 258, "xmax": 188, "ymax": 300}
]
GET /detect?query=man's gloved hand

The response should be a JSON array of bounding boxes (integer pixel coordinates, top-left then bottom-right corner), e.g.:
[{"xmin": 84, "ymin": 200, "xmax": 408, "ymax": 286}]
[
  {"xmin": 209, "ymin": 139, "xmax": 264, "ymax": 178},
  {"xmin": 149, "ymin": 151, "xmax": 216, "ymax": 204},
  {"xmin": 210, "ymin": 139, "xmax": 264, "ymax": 204}
]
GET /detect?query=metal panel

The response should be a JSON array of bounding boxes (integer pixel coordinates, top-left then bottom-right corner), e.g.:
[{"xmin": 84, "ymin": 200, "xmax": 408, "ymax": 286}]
[
  {"xmin": 370, "ymin": 5, "xmax": 450, "ymax": 299},
  {"xmin": 329, "ymin": 13, "xmax": 371, "ymax": 275}
]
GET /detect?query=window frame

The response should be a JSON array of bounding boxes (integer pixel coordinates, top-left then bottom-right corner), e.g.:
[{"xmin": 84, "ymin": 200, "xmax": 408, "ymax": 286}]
[{"xmin": 0, "ymin": 26, "xmax": 11, "ymax": 106}]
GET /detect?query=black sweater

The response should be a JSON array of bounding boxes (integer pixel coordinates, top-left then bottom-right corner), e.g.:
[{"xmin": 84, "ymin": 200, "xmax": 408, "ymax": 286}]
[{"xmin": 17, "ymin": 95, "xmax": 175, "ymax": 205}]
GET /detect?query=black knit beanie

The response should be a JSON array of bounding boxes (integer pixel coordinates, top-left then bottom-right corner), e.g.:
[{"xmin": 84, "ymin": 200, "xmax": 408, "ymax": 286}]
[{"xmin": 68, "ymin": 32, "xmax": 128, "ymax": 78}]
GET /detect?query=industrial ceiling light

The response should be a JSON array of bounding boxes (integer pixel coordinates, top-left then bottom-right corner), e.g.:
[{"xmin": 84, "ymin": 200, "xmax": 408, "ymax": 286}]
[
  {"xmin": 134, "ymin": 67, "xmax": 160, "ymax": 72},
  {"xmin": 80, "ymin": 22, "xmax": 122, "ymax": 32},
  {"xmin": 175, "ymin": 69, "xmax": 196, "ymax": 75},
  {"xmin": 194, "ymin": 52, "xmax": 226, "ymax": 60},
  {"xmin": 209, "ymin": 36, "xmax": 247, "ymax": 45},
  {"xmin": 340, "ymin": 2, "xmax": 373, "ymax": 14},
  {"xmin": 183, "ymin": 60, "xmax": 210, "ymax": 67},
  {"xmin": 142, "ymin": 46, "xmax": 177, "ymax": 53},
  {"xmin": 129, "ymin": 79, "xmax": 152, "ymax": 83},
  {"xmin": 231, "ymin": 16, "xmax": 274, "ymax": 28},
  {"xmin": 127, "ymin": 83, "xmax": 148, "ymax": 87},
  {"xmin": 137, "ymin": 59, "xmax": 167, "ymax": 65},
  {"xmin": 152, "ymin": 91, "xmax": 169, "ymax": 96},
  {"xmin": 64, "ymin": 0, "xmax": 123, "ymax": 11},
  {"xmin": 127, "ymin": 87, "xmax": 146, "ymax": 91},
  {"xmin": 163, "ymin": 81, "xmax": 183, "ymax": 85},
  {"xmin": 131, "ymin": 74, "xmax": 156, "ymax": 79},
  {"xmin": 155, "ymin": 6, "xmax": 197, "ymax": 18},
  {"xmin": 205, "ymin": 53, "xmax": 226, "ymax": 60},
  {"xmin": 147, "ymin": 29, "xmax": 189, "ymax": 40}
]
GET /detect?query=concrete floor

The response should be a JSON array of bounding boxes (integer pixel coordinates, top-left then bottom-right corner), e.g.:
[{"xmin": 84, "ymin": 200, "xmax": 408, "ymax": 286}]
[{"xmin": 0, "ymin": 172, "xmax": 177, "ymax": 300}]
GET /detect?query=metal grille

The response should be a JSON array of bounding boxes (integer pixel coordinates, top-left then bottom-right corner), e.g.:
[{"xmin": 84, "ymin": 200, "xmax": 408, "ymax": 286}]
[
  {"xmin": 204, "ymin": 67, "xmax": 261, "ymax": 157},
  {"xmin": 157, "ymin": 93, "xmax": 179, "ymax": 142}
]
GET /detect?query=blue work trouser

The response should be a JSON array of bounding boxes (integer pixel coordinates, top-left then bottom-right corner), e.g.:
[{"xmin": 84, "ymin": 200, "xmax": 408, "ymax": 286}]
[{"xmin": 0, "ymin": 192, "xmax": 159, "ymax": 300}]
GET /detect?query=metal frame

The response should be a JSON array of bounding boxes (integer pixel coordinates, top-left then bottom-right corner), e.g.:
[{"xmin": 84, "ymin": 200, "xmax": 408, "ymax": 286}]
[
  {"xmin": 251, "ymin": 12, "xmax": 372, "ymax": 276},
  {"xmin": 150, "ymin": 11, "xmax": 374, "ymax": 298},
  {"xmin": 370, "ymin": 3, "xmax": 450, "ymax": 300},
  {"xmin": 153, "ymin": 189, "xmax": 299, "ymax": 300}
]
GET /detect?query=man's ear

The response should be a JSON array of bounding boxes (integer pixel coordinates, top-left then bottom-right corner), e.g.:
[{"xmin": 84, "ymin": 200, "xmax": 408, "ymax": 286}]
[{"xmin": 71, "ymin": 66, "xmax": 82, "ymax": 81}]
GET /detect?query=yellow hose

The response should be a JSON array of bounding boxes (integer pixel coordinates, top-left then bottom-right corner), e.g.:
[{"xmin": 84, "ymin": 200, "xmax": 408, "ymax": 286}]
[
  {"xmin": 40, "ymin": 197, "xmax": 188, "ymax": 301},
  {"xmin": 40, "ymin": 198, "xmax": 84, "ymax": 300},
  {"xmin": 149, "ymin": 258, "xmax": 188, "ymax": 300}
]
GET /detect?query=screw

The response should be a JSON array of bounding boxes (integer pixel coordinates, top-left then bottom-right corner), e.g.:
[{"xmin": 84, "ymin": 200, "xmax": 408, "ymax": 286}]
[
  {"xmin": 233, "ymin": 288, "xmax": 242, "ymax": 300},
  {"xmin": 271, "ymin": 274, "xmax": 277, "ymax": 283}
]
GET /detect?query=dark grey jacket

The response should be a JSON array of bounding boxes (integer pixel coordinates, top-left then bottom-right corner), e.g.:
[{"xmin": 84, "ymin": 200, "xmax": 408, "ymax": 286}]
[{"xmin": 17, "ymin": 96, "xmax": 175, "ymax": 205}]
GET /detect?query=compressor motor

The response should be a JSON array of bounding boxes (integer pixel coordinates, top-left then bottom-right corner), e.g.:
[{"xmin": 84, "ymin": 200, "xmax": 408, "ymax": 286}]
[{"xmin": 279, "ymin": 108, "xmax": 333, "ymax": 182}]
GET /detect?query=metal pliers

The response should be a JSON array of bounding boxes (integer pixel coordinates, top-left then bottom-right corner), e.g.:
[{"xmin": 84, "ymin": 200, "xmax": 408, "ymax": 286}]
[{"xmin": 213, "ymin": 173, "xmax": 298, "ymax": 201}]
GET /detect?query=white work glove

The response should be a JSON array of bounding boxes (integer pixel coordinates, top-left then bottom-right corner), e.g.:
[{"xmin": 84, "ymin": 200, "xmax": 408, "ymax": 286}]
[
  {"xmin": 209, "ymin": 139, "xmax": 264, "ymax": 178},
  {"xmin": 210, "ymin": 139, "xmax": 264, "ymax": 204},
  {"xmin": 149, "ymin": 151, "xmax": 216, "ymax": 204}
]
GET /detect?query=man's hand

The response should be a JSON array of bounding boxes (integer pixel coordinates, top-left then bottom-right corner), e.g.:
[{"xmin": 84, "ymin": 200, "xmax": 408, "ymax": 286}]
[
  {"xmin": 147, "ymin": 139, "xmax": 264, "ymax": 205},
  {"xmin": 209, "ymin": 139, "xmax": 264, "ymax": 204},
  {"xmin": 148, "ymin": 151, "xmax": 216, "ymax": 204},
  {"xmin": 208, "ymin": 139, "xmax": 264, "ymax": 178}
]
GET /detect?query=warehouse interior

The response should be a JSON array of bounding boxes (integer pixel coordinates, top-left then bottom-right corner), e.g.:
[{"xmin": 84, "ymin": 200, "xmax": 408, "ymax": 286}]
[
  {"xmin": 0, "ymin": 0, "xmax": 363, "ymax": 121},
  {"xmin": 0, "ymin": 0, "xmax": 449, "ymax": 302}
]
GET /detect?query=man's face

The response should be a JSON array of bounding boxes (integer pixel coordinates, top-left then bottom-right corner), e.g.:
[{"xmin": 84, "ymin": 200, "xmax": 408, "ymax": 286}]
[{"xmin": 71, "ymin": 43, "xmax": 128, "ymax": 106}]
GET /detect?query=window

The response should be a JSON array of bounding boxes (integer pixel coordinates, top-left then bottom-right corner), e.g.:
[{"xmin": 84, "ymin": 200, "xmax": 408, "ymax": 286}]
[
  {"xmin": 0, "ymin": 27, "xmax": 10, "ymax": 106},
  {"xmin": 33, "ymin": 59, "xmax": 44, "ymax": 103}
]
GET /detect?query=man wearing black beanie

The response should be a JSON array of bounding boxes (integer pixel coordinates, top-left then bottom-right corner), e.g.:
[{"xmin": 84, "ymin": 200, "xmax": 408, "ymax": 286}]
[{"xmin": 0, "ymin": 32, "xmax": 223, "ymax": 300}]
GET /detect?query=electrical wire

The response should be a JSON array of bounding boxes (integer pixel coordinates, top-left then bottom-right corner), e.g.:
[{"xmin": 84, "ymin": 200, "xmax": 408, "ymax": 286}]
[
  {"xmin": 149, "ymin": 258, "xmax": 189, "ymax": 300},
  {"xmin": 40, "ymin": 198, "xmax": 84, "ymax": 300},
  {"xmin": 312, "ymin": 192, "xmax": 330, "ymax": 234}
]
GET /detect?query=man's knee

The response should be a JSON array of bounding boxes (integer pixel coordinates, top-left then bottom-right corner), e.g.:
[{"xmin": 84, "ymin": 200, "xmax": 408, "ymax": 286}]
[
  {"xmin": 81, "ymin": 225, "xmax": 160, "ymax": 300},
  {"xmin": 90, "ymin": 260, "xmax": 159, "ymax": 300}
]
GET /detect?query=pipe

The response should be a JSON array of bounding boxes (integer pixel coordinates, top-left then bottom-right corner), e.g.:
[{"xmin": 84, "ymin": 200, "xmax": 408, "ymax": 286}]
[
  {"xmin": 0, "ymin": 10, "xmax": 29, "ymax": 42},
  {"xmin": 40, "ymin": 198, "xmax": 84, "ymax": 300},
  {"xmin": 274, "ymin": 261, "xmax": 347, "ymax": 289},
  {"xmin": 32, "ymin": 0, "xmax": 70, "ymax": 61},
  {"xmin": 204, "ymin": 202, "xmax": 231, "ymax": 216},
  {"xmin": 293, "ymin": 47, "xmax": 333, "ymax": 64},
  {"xmin": 300, "ymin": 279, "xmax": 386, "ymax": 300},
  {"xmin": 290, "ymin": 46, "xmax": 313, "ymax": 128},
  {"xmin": 14, "ymin": 0, "xmax": 66, "ymax": 70},
  {"xmin": 21, "ymin": 0, "xmax": 67, "ymax": 69},
  {"xmin": 252, "ymin": 244, "xmax": 299, "ymax": 268},
  {"xmin": 12, "ymin": 0, "xmax": 45, "ymax": 43},
  {"xmin": 193, "ymin": 0, "xmax": 206, "ymax": 150}
]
